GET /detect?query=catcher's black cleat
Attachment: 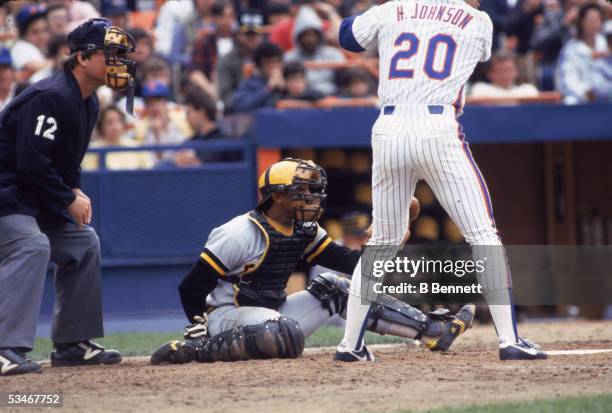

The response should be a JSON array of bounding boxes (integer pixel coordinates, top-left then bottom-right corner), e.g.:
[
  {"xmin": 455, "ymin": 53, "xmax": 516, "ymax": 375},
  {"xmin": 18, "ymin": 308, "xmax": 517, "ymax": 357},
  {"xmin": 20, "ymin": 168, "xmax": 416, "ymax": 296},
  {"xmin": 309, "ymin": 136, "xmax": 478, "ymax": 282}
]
[
  {"xmin": 50, "ymin": 340, "xmax": 121, "ymax": 367},
  {"xmin": 499, "ymin": 337, "xmax": 547, "ymax": 360},
  {"xmin": 0, "ymin": 348, "xmax": 42, "ymax": 376},
  {"xmin": 150, "ymin": 339, "xmax": 199, "ymax": 365},
  {"xmin": 423, "ymin": 304, "xmax": 476, "ymax": 352}
]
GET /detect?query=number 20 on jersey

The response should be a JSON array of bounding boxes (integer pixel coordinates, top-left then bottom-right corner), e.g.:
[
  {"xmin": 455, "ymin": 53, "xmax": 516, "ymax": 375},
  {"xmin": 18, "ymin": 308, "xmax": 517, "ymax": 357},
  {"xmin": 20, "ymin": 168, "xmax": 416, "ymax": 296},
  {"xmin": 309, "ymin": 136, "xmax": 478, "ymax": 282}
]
[{"xmin": 389, "ymin": 33, "xmax": 457, "ymax": 80}]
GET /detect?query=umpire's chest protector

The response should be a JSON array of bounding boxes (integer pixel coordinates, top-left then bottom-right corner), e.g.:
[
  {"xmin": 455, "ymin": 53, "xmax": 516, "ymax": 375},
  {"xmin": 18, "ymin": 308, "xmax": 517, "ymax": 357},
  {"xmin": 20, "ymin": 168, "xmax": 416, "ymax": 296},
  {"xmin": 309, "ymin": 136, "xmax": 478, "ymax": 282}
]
[{"xmin": 233, "ymin": 210, "xmax": 317, "ymax": 309}]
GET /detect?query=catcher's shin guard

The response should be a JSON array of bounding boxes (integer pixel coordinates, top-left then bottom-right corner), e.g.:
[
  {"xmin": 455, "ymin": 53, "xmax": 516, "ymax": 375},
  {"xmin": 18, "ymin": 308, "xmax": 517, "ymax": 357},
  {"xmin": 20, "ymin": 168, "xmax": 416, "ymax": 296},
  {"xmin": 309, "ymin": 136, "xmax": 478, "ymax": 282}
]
[
  {"xmin": 199, "ymin": 316, "xmax": 305, "ymax": 362},
  {"xmin": 366, "ymin": 295, "xmax": 475, "ymax": 351},
  {"xmin": 151, "ymin": 316, "xmax": 304, "ymax": 364},
  {"xmin": 366, "ymin": 294, "xmax": 430, "ymax": 338}
]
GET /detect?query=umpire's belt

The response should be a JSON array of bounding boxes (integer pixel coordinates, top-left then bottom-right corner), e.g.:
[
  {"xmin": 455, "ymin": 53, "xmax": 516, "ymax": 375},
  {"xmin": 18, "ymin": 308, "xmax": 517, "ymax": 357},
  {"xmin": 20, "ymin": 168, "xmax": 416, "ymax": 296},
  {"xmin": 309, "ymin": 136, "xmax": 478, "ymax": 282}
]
[{"xmin": 383, "ymin": 105, "xmax": 444, "ymax": 115}]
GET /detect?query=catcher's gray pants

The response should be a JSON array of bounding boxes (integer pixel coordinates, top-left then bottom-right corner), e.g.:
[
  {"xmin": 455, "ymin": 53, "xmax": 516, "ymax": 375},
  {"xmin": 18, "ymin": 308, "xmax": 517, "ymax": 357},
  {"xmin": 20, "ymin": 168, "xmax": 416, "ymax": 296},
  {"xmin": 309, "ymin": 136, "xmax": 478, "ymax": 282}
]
[
  {"xmin": 208, "ymin": 290, "xmax": 332, "ymax": 338},
  {"xmin": 0, "ymin": 214, "xmax": 104, "ymax": 350}
]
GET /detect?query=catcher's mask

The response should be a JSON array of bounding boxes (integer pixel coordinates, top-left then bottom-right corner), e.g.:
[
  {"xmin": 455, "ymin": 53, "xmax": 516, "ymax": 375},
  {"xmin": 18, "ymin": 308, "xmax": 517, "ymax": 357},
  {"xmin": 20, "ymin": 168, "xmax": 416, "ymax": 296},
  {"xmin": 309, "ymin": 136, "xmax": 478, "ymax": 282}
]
[
  {"xmin": 257, "ymin": 158, "xmax": 328, "ymax": 230},
  {"xmin": 69, "ymin": 18, "xmax": 136, "ymax": 114}
]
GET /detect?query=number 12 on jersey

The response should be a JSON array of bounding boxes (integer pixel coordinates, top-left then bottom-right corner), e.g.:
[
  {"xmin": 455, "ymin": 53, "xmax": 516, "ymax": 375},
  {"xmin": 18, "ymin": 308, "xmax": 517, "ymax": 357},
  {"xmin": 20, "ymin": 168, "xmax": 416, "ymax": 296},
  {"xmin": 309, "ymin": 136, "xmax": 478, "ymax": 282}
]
[{"xmin": 389, "ymin": 33, "xmax": 457, "ymax": 80}]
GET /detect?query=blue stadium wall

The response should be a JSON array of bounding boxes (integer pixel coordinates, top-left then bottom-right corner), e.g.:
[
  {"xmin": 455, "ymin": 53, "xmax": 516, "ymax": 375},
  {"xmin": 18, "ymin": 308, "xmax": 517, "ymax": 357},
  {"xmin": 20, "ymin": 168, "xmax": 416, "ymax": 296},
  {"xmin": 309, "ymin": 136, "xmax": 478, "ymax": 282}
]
[{"xmin": 38, "ymin": 103, "xmax": 612, "ymax": 324}]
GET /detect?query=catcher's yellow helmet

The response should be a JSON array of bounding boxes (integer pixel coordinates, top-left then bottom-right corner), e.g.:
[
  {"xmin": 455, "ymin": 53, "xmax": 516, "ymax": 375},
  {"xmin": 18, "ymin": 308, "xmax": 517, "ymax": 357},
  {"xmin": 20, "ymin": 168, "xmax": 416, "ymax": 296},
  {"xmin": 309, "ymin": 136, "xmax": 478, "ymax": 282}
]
[{"xmin": 256, "ymin": 158, "xmax": 327, "ymax": 218}]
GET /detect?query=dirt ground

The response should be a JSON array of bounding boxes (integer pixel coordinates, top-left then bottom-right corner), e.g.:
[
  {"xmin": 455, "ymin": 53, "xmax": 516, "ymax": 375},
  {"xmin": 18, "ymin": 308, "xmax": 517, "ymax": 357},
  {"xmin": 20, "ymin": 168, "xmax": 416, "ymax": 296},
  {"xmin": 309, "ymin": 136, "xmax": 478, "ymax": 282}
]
[{"xmin": 3, "ymin": 321, "xmax": 612, "ymax": 413}]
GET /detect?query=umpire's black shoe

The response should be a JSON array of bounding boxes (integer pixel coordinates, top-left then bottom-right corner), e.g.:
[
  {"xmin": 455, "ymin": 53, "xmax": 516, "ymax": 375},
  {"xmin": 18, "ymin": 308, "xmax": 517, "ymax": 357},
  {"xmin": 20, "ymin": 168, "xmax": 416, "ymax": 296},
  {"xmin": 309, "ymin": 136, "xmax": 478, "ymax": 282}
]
[
  {"xmin": 0, "ymin": 348, "xmax": 42, "ymax": 376},
  {"xmin": 50, "ymin": 340, "xmax": 121, "ymax": 367}
]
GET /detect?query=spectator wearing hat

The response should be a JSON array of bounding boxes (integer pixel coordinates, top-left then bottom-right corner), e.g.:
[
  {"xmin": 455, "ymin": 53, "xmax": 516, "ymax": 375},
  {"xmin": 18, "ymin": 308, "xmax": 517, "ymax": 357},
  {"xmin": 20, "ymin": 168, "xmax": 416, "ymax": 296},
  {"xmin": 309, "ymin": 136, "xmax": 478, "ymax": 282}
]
[
  {"xmin": 284, "ymin": 5, "xmax": 345, "ymax": 96},
  {"xmin": 11, "ymin": 4, "xmax": 52, "ymax": 83},
  {"xmin": 173, "ymin": 86, "xmax": 240, "ymax": 166},
  {"xmin": 0, "ymin": 48, "xmax": 16, "ymax": 111},
  {"xmin": 115, "ymin": 56, "xmax": 171, "ymax": 119},
  {"xmin": 135, "ymin": 80, "xmax": 192, "ymax": 165},
  {"xmin": 83, "ymin": 105, "xmax": 153, "ymax": 170},
  {"xmin": 556, "ymin": 3, "xmax": 608, "ymax": 104},
  {"xmin": 229, "ymin": 42, "xmax": 286, "ymax": 112},
  {"xmin": 217, "ymin": 9, "xmax": 264, "ymax": 112},
  {"xmin": 100, "ymin": 0, "xmax": 131, "ymax": 30}
]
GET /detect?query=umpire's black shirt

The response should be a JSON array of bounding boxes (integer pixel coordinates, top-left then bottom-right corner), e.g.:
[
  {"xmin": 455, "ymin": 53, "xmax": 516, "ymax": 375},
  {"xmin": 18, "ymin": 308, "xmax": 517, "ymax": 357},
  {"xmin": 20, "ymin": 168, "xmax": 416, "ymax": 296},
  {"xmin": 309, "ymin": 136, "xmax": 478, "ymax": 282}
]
[{"xmin": 0, "ymin": 69, "xmax": 98, "ymax": 224}]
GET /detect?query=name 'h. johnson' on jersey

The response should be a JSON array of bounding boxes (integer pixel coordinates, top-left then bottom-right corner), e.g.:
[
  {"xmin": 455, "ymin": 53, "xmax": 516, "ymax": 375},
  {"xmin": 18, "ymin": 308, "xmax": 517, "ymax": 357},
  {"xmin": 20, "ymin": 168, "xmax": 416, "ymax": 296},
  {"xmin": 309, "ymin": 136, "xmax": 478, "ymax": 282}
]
[{"xmin": 340, "ymin": 0, "xmax": 493, "ymax": 108}]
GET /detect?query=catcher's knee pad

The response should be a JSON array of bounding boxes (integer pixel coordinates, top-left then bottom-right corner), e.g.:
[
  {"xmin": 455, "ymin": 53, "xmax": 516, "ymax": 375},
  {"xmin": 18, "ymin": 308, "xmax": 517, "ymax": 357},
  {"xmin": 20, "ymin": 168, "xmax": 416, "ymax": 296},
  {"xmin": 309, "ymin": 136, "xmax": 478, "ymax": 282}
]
[
  {"xmin": 306, "ymin": 273, "xmax": 350, "ymax": 316},
  {"xmin": 195, "ymin": 316, "xmax": 305, "ymax": 362}
]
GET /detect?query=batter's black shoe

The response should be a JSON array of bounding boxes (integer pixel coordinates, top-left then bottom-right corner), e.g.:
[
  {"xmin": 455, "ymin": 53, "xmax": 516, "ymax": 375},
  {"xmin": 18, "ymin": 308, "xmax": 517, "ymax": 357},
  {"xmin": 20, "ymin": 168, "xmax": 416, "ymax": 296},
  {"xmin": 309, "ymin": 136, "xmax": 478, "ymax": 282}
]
[
  {"xmin": 150, "ymin": 339, "xmax": 199, "ymax": 365},
  {"xmin": 50, "ymin": 340, "xmax": 121, "ymax": 367},
  {"xmin": 0, "ymin": 348, "xmax": 42, "ymax": 376},
  {"xmin": 423, "ymin": 304, "xmax": 476, "ymax": 352},
  {"xmin": 499, "ymin": 337, "xmax": 547, "ymax": 360},
  {"xmin": 334, "ymin": 341, "xmax": 375, "ymax": 362}
]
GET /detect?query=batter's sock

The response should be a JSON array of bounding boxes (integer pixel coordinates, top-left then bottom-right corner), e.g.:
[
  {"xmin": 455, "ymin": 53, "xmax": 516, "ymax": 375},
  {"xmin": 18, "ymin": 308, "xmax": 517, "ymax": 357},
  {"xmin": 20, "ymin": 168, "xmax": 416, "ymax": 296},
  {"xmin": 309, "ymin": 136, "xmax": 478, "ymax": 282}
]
[
  {"xmin": 339, "ymin": 259, "xmax": 372, "ymax": 352},
  {"xmin": 486, "ymin": 289, "xmax": 519, "ymax": 344}
]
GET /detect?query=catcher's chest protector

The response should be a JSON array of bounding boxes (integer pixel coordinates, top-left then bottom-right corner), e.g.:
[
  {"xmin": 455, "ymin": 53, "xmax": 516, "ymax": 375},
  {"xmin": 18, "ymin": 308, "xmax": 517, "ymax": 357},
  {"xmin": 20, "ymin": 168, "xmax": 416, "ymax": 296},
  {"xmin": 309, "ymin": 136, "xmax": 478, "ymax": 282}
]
[{"xmin": 234, "ymin": 210, "xmax": 317, "ymax": 309}]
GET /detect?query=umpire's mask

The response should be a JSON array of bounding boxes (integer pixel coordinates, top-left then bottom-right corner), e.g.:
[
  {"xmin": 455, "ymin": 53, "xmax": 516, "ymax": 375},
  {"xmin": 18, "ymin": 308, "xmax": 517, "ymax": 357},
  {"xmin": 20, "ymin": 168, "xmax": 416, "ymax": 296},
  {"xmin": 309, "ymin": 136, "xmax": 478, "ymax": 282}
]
[{"xmin": 69, "ymin": 18, "xmax": 136, "ymax": 114}]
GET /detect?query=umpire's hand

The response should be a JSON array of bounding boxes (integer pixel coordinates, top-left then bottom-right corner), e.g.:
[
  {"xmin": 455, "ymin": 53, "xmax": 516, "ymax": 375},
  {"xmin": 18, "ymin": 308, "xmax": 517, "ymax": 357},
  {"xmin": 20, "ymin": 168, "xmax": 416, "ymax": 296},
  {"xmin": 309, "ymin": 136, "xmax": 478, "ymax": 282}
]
[{"xmin": 68, "ymin": 193, "xmax": 92, "ymax": 228}]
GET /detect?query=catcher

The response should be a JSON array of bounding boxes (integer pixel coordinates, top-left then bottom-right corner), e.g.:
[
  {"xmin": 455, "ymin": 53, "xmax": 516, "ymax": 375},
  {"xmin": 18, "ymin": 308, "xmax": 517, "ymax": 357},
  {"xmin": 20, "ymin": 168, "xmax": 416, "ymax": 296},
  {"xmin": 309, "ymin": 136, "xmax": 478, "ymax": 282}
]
[{"xmin": 151, "ymin": 158, "xmax": 475, "ymax": 364}]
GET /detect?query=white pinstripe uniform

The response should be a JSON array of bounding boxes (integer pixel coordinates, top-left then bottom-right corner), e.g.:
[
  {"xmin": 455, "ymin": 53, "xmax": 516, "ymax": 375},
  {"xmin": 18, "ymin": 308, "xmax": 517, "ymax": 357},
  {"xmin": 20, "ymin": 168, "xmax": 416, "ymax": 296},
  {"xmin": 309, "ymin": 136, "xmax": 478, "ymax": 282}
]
[{"xmin": 338, "ymin": 0, "xmax": 519, "ymax": 353}]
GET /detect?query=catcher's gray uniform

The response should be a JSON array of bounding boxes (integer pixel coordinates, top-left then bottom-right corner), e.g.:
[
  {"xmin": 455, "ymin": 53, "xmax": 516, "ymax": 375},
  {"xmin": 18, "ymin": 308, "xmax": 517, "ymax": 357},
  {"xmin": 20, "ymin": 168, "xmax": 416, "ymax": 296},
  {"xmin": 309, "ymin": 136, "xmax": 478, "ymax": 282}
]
[{"xmin": 202, "ymin": 212, "xmax": 339, "ymax": 337}]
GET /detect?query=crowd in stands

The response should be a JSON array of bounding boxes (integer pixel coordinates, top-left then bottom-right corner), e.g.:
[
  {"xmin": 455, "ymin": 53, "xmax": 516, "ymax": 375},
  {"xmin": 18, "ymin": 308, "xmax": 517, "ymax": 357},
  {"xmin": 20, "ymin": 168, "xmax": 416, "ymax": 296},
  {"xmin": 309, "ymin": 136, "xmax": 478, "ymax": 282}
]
[{"xmin": 0, "ymin": 0, "xmax": 610, "ymax": 170}]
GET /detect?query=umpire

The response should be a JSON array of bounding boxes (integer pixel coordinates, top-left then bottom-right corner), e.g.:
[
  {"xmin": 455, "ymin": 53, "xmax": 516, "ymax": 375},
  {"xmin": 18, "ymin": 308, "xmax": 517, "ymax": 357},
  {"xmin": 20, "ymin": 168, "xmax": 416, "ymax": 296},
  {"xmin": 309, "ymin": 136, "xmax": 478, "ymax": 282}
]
[{"xmin": 0, "ymin": 18, "xmax": 136, "ymax": 376}]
